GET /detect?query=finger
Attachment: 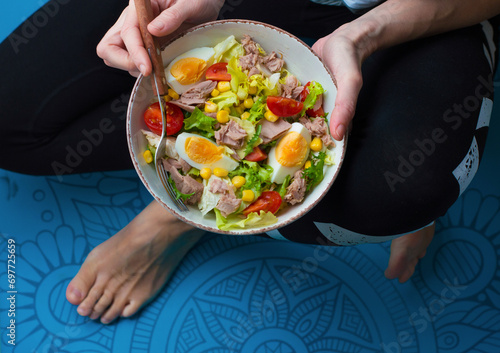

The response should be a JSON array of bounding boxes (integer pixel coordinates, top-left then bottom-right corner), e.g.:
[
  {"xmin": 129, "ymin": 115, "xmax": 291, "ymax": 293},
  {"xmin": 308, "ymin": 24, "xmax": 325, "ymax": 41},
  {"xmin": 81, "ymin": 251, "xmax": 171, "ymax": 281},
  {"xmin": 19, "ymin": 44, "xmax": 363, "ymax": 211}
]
[
  {"xmin": 121, "ymin": 5, "xmax": 151, "ymax": 76},
  {"xmin": 96, "ymin": 9, "xmax": 141, "ymax": 74},
  {"xmin": 330, "ymin": 70, "xmax": 362, "ymax": 141},
  {"xmin": 148, "ymin": 2, "xmax": 193, "ymax": 37}
]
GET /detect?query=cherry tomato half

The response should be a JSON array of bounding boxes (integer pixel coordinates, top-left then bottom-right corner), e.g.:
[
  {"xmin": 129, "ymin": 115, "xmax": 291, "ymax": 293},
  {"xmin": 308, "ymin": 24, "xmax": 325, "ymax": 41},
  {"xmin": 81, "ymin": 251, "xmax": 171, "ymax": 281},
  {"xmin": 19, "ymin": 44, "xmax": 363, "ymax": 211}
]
[
  {"xmin": 299, "ymin": 82, "xmax": 325, "ymax": 117},
  {"xmin": 266, "ymin": 96, "xmax": 304, "ymax": 117},
  {"xmin": 243, "ymin": 191, "xmax": 282, "ymax": 216},
  {"xmin": 143, "ymin": 101, "xmax": 184, "ymax": 136},
  {"xmin": 245, "ymin": 146, "xmax": 267, "ymax": 162},
  {"xmin": 205, "ymin": 62, "xmax": 231, "ymax": 81}
]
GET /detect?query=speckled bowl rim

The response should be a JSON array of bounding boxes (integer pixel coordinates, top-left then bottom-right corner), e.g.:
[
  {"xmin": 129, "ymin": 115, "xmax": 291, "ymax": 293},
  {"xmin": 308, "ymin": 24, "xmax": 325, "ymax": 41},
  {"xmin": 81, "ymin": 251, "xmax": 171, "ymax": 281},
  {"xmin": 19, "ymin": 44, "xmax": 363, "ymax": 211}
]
[{"xmin": 126, "ymin": 19, "xmax": 347, "ymax": 235}]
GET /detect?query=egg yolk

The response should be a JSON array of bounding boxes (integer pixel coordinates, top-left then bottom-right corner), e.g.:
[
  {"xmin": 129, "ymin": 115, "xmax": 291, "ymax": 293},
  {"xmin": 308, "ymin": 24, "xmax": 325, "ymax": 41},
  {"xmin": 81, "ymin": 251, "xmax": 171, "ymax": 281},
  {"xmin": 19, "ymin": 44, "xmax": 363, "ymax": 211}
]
[
  {"xmin": 185, "ymin": 137, "xmax": 223, "ymax": 165},
  {"xmin": 170, "ymin": 57, "xmax": 207, "ymax": 85},
  {"xmin": 275, "ymin": 131, "xmax": 308, "ymax": 167}
]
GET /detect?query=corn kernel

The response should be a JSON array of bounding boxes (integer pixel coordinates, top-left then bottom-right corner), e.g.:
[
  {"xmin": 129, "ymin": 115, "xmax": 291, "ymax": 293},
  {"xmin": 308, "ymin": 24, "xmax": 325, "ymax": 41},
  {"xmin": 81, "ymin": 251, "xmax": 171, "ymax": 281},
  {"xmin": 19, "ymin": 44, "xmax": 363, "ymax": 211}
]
[
  {"xmin": 216, "ymin": 110, "xmax": 229, "ymax": 123},
  {"xmin": 217, "ymin": 81, "xmax": 231, "ymax": 93},
  {"xmin": 241, "ymin": 111, "xmax": 251, "ymax": 120},
  {"xmin": 243, "ymin": 98, "xmax": 254, "ymax": 109},
  {"xmin": 304, "ymin": 160, "xmax": 312, "ymax": 169},
  {"xmin": 211, "ymin": 89, "xmax": 220, "ymax": 97},
  {"xmin": 143, "ymin": 150, "xmax": 153, "ymax": 164},
  {"xmin": 204, "ymin": 101, "xmax": 218, "ymax": 113},
  {"xmin": 234, "ymin": 105, "xmax": 244, "ymax": 115},
  {"xmin": 162, "ymin": 95, "xmax": 172, "ymax": 102},
  {"xmin": 168, "ymin": 88, "xmax": 179, "ymax": 100},
  {"xmin": 213, "ymin": 167, "xmax": 228, "ymax": 177},
  {"xmin": 264, "ymin": 110, "xmax": 279, "ymax": 122},
  {"xmin": 223, "ymin": 107, "xmax": 231, "ymax": 113},
  {"xmin": 231, "ymin": 176, "xmax": 246, "ymax": 188},
  {"xmin": 241, "ymin": 189, "xmax": 255, "ymax": 202},
  {"xmin": 196, "ymin": 177, "xmax": 203, "ymax": 184},
  {"xmin": 310, "ymin": 137, "xmax": 323, "ymax": 152},
  {"xmin": 200, "ymin": 168, "xmax": 212, "ymax": 180}
]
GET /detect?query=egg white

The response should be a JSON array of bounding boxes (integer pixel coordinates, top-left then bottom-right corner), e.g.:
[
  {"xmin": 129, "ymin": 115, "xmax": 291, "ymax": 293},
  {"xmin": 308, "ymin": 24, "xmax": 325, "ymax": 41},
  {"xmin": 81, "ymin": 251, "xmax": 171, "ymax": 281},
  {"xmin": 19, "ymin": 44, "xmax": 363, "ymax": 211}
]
[
  {"xmin": 268, "ymin": 122, "xmax": 312, "ymax": 184},
  {"xmin": 175, "ymin": 132, "xmax": 239, "ymax": 171},
  {"xmin": 164, "ymin": 47, "xmax": 215, "ymax": 95}
]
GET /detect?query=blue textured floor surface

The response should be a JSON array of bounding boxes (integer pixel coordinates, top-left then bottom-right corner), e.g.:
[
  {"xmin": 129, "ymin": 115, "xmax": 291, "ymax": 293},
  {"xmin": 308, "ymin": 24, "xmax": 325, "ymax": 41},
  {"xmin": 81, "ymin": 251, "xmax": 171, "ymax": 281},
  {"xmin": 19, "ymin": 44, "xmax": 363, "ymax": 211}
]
[
  {"xmin": 2, "ymin": 5, "xmax": 500, "ymax": 353},
  {"xmin": 0, "ymin": 106, "xmax": 499, "ymax": 353}
]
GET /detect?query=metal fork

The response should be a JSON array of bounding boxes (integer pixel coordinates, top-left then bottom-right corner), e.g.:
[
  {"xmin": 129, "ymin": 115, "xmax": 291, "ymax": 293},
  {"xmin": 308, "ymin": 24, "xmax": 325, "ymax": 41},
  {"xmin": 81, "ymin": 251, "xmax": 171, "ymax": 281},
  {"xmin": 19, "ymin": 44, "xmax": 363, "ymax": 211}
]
[{"xmin": 148, "ymin": 50, "xmax": 188, "ymax": 212}]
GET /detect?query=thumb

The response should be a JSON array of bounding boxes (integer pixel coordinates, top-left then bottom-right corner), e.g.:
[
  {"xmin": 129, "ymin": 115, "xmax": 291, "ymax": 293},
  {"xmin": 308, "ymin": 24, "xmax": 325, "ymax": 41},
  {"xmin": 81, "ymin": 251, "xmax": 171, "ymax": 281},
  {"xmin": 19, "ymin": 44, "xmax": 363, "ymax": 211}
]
[
  {"xmin": 330, "ymin": 70, "xmax": 362, "ymax": 141},
  {"xmin": 148, "ymin": 2, "xmax": 191, "ymax": 36}
]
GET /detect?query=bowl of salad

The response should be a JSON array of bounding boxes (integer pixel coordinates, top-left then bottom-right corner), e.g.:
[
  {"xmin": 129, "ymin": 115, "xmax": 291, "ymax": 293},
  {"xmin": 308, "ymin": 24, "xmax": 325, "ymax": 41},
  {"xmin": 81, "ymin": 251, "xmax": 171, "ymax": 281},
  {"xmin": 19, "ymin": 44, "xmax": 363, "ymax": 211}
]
[{"xmin": 127, "ymin": 20, "xmax": 346, "ymax": 235}]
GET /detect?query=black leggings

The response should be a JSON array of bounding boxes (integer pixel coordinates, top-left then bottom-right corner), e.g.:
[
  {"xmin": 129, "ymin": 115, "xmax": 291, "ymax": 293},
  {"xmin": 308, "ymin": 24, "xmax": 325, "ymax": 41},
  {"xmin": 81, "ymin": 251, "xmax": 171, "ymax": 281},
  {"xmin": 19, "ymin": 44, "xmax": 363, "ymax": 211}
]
[{"xmin": 0, "ymin": 0, "xmax": 498, "ymax": 243}]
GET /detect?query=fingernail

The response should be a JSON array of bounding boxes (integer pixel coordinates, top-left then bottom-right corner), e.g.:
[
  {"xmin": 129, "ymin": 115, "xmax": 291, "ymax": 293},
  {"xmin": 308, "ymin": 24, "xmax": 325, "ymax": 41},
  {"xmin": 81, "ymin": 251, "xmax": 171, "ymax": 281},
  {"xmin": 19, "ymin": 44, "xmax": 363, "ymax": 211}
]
[
  {"xmin": 139, "ymin": 64, "xmax": 147, "ymax": 76},
  {"xmin": 336, "ymin": 124, "xmax": 346, "ymax": 139},
  {"xmin": 149, "ymin": 21, "xmax": 164, "ymax": 31},
  {"xmin": 101, "ymin": 318, "xmax": 110, "ymax": 325}
]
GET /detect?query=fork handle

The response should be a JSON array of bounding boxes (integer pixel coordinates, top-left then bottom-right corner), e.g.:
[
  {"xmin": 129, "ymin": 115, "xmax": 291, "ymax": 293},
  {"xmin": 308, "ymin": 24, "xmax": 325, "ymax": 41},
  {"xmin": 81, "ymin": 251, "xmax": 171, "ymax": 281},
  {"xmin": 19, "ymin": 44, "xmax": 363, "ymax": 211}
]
[{"xmin": 135, "ymin": 0, "xmax": 167, "ymax": 95}]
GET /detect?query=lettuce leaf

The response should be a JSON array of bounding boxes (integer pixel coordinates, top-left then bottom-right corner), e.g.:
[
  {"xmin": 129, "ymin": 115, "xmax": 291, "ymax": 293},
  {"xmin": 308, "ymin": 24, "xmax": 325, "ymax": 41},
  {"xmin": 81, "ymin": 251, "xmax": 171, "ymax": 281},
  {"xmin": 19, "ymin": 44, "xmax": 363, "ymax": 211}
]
[
  {"xmin": 215, "ymin": 209, "xmax": 278, "ymax": 231},
  {"xmin": 302, "ymin": 81, "xmax": 325, "ymax": 113},
  {"xmin": 247, "ymin": 96, "xmax": 267, "ymax": 123},
  {"xmin": 227, "ymin": 56, "xmax": 248, "ymax": 94},
  {"xmin": 183, "ymin": 108, "xmax": 217, "ymax": 138},
  {"xmin": 228, "ymin": 160, "xmax": 273, "ymax": 198},
  {"xmin": 213, "ymin": 35, "xmax": 245, "ymax": 63},
  {"xmin": 244, "ymin": 124, "xmax": 262, "ymax": 155},
  {"xmin": 302, "ymin": 151, "xmax": 327, "ymax": 192},
  {"xmin": 210, "ymin": 91, "xmax": 239, "ymax": 111},
  {"xmin": 249, "ymin": 74, "xmax": 279, "ymax": 97}
]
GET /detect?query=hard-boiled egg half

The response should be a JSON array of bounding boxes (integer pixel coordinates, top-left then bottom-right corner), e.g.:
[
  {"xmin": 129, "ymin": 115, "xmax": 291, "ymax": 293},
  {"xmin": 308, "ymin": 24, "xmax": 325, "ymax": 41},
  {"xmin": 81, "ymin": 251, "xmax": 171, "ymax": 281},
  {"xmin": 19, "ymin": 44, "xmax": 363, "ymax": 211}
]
[
  {"xmin": 175, "ymin": 132, "xmax": 238, "ymax": 172},
  {"xmin": 268, "ymin": 123, "xmax": 312, "ymax": 184},
  {"xmin": 164, "ymin": 47, "xmax": 215, "ymax": 95}
]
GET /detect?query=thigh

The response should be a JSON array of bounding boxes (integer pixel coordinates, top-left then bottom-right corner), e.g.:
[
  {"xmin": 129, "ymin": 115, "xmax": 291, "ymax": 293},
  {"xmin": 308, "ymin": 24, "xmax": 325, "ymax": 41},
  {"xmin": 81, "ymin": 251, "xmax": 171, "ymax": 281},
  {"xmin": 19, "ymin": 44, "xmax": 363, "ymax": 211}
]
[
  {"xmin": 0, "ymin": 0, "xmax": 136, "ymax": 175},
  {"xmin": 277, "ymin": 22, "xmax": 497, "ymax": 243}
]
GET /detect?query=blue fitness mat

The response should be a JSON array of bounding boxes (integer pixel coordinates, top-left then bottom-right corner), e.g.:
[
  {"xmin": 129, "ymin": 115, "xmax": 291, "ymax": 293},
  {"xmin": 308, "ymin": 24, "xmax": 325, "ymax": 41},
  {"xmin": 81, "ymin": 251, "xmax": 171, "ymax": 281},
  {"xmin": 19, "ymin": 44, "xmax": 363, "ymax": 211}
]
[
  {"xmin": 1, "ymin": 105, "xmax": 500, "ymax": 353},
  {"xmin": 1, "ymin": 4, "xmax": 500, "ymax": 353}
]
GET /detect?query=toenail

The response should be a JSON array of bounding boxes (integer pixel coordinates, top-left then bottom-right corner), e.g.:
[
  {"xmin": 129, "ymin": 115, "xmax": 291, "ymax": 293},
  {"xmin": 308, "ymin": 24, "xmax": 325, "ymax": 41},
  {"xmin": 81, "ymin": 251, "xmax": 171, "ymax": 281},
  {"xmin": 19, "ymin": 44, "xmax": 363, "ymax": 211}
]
[
  {"xmin": 71, "ymin": 288, "xmax": 82, "ymax": 300},
  {"xmin": 77, "ymin": 306, "xmax": 87, "ymax": 316}
]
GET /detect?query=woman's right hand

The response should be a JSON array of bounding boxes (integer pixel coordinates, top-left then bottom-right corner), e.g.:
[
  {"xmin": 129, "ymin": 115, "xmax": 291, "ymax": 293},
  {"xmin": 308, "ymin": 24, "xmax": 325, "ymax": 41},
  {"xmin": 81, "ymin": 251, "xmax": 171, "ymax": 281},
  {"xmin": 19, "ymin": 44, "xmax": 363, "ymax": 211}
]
[{"xmin": 97, "ymin": 0, "xmax": 225, "ymax": 77}]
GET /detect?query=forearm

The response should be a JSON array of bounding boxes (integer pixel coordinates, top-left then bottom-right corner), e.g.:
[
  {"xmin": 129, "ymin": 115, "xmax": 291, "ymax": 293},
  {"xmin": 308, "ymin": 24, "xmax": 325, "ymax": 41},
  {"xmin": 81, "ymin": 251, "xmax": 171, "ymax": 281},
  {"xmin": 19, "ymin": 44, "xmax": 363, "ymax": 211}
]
[{"xmin": 342, "ymin": 0, "xmax": 500, "ymax": 59}]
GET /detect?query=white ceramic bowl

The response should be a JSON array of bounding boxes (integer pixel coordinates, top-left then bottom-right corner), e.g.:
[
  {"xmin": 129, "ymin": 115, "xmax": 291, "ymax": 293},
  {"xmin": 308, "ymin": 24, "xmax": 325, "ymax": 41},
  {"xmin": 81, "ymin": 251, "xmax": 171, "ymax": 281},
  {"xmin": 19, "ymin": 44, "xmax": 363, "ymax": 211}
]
[{"xmin": 127, "ymin": 20, "xmax": 346, "ymax": 235}]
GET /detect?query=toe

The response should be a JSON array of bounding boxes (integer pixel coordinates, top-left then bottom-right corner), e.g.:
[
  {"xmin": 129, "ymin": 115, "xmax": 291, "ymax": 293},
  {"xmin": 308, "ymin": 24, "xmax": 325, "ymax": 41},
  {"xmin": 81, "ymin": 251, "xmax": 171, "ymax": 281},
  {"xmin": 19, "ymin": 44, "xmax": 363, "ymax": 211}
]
[
  {"xmin": 66, "ymin": 269, "xmax": 96, "ymax": 306},
  {"xmin": 101, "ymin": 297, "xmax": 129, "ymax": 324},
  {"xmin": 89, "ymin": 291, "xmax": 114, "ymax": 320},
  {"xmin": 77, "ymin": 282, "xmax": 105, "ymax": 317}
]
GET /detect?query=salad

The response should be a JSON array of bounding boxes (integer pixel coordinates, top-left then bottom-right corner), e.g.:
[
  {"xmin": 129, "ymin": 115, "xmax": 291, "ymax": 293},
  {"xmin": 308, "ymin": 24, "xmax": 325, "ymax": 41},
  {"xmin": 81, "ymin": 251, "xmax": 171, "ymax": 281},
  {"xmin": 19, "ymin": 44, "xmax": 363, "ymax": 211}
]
[{"xmin": 141, "ymin": 34, "xmax": 336, "ymax": 231}]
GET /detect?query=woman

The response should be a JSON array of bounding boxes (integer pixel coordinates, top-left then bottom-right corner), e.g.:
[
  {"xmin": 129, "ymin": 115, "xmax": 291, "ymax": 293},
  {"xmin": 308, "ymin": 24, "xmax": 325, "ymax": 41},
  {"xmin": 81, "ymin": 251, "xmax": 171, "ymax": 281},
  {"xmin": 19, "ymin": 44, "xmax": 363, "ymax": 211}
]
[{"xmin": 1, "ymin": 0, "xmax": 498, "ymax": 325}]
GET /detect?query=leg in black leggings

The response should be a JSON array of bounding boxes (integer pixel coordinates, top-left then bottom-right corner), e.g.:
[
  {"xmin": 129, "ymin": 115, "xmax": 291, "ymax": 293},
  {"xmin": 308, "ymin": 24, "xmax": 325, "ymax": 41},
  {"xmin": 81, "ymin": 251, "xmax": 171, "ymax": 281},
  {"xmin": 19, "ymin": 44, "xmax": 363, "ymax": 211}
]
[{"xmin": 0, "ymin": 0, "xmax": 135, "ymax": 176}]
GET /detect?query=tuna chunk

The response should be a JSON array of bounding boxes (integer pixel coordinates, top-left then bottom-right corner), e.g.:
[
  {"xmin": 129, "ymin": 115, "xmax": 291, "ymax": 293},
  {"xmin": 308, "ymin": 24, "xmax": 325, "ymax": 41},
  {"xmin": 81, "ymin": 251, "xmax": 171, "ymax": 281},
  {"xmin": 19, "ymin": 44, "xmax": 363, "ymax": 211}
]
[
  {"xmin": 214, "ymin": 120, "xmax": 248, "ymax": 150},
  {"xmin": 280, "ymin": 75, "xmax": 303, "ymax": 100},
  {"xmin": 284, "ymin": 170, "xmax": 307, "ymax": 205},
  {"xmin": 259, "ymin": 118, "xmax": 292, "ymax": 144},
  {"xmin": 299, "ymin": 116, "xmax": 336, "ymax": 148},
  {"xmin": 177, "ymin": 80, "xmax": 217, "ymax": 106},
  {"xmin": 217, "ymin": 193, "xmax": 242, "ymax": 217},
  {"xmin": 262, "ymin": 51, "xmax": 284, "ymax": 73},
  {"xmin": 208, "ymin": 177, "xmax": 241, "ymax": 217},
  {"xmin": 239, "ymin": 53, "xmax": 259, "ymax": 71},
  {"xmin": 241, "ymin": 34, "xmax": 260, "ymax": 55},
  {"xmin": 162, "ymin": 159, "xmax": 204, "ymax": 205}
]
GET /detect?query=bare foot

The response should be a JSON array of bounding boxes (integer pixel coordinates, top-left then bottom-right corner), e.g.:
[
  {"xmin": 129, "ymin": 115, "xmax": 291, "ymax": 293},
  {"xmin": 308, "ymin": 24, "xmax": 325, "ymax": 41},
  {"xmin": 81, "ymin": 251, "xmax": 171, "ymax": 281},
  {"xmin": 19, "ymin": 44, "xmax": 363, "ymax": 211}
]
[
  {"xmin": 65, "ymin": 201, "xmax": 203, "ymax": 324},
  {"xmin": 384, "ymin": 223, "xmax": 435, "ymax": 283}
]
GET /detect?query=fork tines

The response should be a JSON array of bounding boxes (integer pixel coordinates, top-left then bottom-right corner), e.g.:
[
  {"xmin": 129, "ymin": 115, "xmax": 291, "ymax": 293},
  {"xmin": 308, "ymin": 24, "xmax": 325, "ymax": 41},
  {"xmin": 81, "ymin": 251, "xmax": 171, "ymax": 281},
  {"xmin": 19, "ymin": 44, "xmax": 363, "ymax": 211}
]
[{"xmin": 156, "ymin": 162, "xmax": 189, "ymax": 212}]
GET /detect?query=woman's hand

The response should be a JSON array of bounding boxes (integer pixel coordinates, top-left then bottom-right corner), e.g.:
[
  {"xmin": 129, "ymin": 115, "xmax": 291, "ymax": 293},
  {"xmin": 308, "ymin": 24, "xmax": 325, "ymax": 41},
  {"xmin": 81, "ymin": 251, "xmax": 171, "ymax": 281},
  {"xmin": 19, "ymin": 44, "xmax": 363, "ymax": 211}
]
[
  {"xmin": 312, "ymin": 25, "xmax": 373, "ymax": 141},
  {"xmin": 97, "ymin": 0, "xmax": 224, "ymax": 77}
]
